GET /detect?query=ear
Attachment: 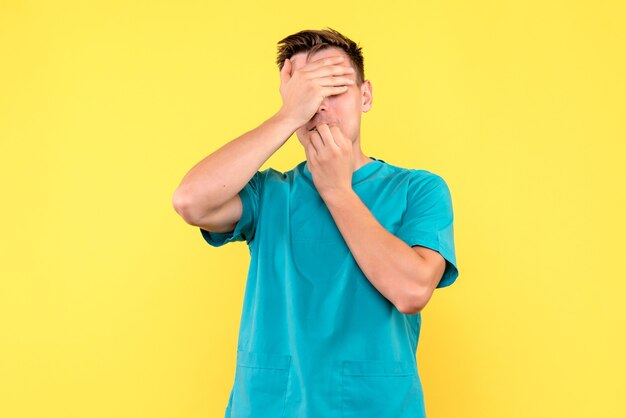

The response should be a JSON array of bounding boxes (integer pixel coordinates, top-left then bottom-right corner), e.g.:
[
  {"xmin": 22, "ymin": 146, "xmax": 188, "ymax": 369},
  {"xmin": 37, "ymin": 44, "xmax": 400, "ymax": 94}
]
[
  {"xmin": 361, "ymin": 80, "xmax": 373, "ymax": 112},
  {"xmin": 280, "ymin": 58, "xmax": 292, "ymax": 84}
]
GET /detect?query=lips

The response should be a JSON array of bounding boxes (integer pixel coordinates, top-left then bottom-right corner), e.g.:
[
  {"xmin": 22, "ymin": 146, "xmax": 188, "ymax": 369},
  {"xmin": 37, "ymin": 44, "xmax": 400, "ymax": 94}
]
[{"xmin": 307, "ymin": 120, "xmax": 336, "ymax": 131}]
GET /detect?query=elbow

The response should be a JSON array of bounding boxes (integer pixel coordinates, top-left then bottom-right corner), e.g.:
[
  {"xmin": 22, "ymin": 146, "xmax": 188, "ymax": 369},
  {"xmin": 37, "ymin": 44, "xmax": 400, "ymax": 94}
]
[
  {"xmin": 396, "ymin": 285, "xmax": 432, "ymax": 315},
  {"xmin": 397, "ymin": 301, "xmax": 424, "ymax": 316},
  {"xmin": 396, "ymin": 260, "xmax": 443, "ymax": 314},
  {"xmin": 172, "ymin": 188, "xmax": 201, "ymax": 225}
]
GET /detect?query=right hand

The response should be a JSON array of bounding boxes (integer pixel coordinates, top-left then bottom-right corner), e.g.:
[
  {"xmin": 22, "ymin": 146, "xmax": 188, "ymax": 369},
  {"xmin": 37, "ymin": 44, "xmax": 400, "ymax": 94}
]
[{"xmin": 278, "ymin": 55, "xmax": 356, "ymax": 129}]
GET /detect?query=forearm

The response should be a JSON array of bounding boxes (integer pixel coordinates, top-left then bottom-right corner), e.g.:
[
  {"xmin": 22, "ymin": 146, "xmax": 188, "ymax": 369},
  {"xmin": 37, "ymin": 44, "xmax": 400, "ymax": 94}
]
[
  {"xmin": 173, "ymin": 110, "xmax": 299, "ymax": 220},
  {"xmin": 322, "ymin": 189, "xmax": 430, "ymax": 313}
]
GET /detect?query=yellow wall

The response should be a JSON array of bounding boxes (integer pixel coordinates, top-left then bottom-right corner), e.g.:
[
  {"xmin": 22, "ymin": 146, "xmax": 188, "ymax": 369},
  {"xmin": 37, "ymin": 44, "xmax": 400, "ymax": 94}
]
[{"xmin": 1, "ymin": 1, "xmax": 624, "ymax": 417}]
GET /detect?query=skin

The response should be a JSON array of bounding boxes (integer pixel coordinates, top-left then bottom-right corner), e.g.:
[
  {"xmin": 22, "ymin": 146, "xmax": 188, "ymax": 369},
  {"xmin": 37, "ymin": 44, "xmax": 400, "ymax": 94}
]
[
  {"xmin": 173, "ymin": 46, "xmax": 447, "ymax": 314},
  {"xmin": 278, "ymin": 47, "xmax": 447, "ymax": 314},
  {"xmin": 281, "ymin": 47, "xmax": 373, "ymax": 194}
]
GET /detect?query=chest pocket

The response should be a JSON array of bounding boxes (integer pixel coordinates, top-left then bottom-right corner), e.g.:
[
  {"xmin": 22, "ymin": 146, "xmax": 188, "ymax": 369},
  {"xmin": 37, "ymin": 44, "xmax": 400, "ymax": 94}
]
[
  {"xmin": 341, "ymin": 359, "xmax": 425, "ymax": 418},
  {"xmin": 230, "ymin": 350, "xmax": 292, "ymax": 418}
]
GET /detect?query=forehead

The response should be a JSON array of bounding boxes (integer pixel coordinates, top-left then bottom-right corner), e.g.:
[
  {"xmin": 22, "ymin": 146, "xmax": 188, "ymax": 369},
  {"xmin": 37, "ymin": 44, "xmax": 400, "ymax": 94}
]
[{"xmin": 289, "ymin": 47, "xmax": 350, "ymax": 71}]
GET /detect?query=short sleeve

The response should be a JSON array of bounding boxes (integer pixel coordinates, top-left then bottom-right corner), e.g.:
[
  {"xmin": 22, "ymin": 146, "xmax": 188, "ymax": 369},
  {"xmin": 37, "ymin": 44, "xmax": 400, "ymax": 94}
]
[
  {"xmin": 199, "ymin": 170, "xmax": 264, "ymax": 247},
  {"xmin": 395, "ymin": 171, "xmax": 459, "ymax": 288}
]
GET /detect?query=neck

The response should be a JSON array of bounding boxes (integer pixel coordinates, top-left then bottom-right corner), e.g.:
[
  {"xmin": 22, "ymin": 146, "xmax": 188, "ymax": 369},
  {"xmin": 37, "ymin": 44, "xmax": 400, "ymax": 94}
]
[
  {"xmin": 352, "ymin": 153, "xmax": 373, "ymax": 172},
  {"xmin": 351, "ymin": 137, "xmax": 373, "ymax": 172}
]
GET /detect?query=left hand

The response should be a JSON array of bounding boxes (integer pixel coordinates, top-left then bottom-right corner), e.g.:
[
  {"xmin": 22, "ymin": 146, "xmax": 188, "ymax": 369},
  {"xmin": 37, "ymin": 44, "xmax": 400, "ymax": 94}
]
[{"xmin": 305, "ymin": 123, "xmax": 354, "ymax": 198}]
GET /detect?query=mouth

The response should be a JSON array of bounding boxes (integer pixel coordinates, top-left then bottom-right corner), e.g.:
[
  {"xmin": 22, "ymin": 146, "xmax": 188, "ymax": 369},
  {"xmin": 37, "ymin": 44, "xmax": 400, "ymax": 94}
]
[{"xmin": 307, "ymin": 121, "xmax": 337, "ymax": 132}]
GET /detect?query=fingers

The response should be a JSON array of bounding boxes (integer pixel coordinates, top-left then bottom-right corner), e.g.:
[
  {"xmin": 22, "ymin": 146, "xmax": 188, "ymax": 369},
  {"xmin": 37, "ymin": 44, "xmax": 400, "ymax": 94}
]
[
  {"xmin": 309, "ymin": 131, "xmax": 325, "ymax": 157},
  {"xmin": 309, "ymin": 129, "xmax": 325, "ymax": 151},
  {"xmin": 306, "ymin": 136, "xmax": 318, "ymax": 161},
  {"xmin": 315, "ymin": 123, "xmax": 341, "ymax": 149},
  {"xmin": 320, "ymin": 85, "xmax": 350, "ymax": 97},
  {"xmin": 329, "ymin": 124, "xmax": 348, "ymax": 148},
  {"xmin": 305, "ymin": 58, "xmax": 355, "ymax": 95},
  {"xmin": 303, "ymin": 55, "xmax": 346, "ymax": 72},
  {"xmin": 279, "ymin": 54, "xmax": 355, "ymax": 124},
  {"xmin": 282, "ymin": 55, "xmax": 354, "ymax": 85},
  {"xmin": 306, "ymin": 63, "xmax": 355, "ymax": 79},
  {"xmin": 318, "ymin": 76, "xmax": 355, "ymax": 87},
  {"xmin": 301, "ymin": 55, "xmax": 355, "ymax": 83}
]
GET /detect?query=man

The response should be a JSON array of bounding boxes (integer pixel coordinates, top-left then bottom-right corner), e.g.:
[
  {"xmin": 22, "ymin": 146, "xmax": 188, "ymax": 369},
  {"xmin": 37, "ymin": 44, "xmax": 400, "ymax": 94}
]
[{"xmin": 172, "ymin": 28, "xmax": 459, "ymax": 418}]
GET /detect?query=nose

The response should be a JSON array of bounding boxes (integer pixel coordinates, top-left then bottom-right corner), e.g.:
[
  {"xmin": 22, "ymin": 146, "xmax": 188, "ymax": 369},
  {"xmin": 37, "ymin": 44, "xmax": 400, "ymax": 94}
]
[{"xmin": 317, "ymin": 97, "xmax": 329, "ymax": 113}]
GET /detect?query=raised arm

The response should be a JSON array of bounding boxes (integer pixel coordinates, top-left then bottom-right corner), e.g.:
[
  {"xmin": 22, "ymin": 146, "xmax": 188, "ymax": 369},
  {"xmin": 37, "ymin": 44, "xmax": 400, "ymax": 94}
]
[
  {"xmin": 172, "ymin": 111, "xmax": 297, "ymax": 231},
  {"xmin": 172, "ymin": 55, "xmax": 355, "ymax": 232}
]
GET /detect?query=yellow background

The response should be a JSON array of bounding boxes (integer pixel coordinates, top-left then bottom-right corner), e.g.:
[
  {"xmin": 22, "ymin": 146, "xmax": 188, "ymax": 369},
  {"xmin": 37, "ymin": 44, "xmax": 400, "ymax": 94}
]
[{"xmin": 1, "ymin": 1, "xmax": 624, "ymax": 417}]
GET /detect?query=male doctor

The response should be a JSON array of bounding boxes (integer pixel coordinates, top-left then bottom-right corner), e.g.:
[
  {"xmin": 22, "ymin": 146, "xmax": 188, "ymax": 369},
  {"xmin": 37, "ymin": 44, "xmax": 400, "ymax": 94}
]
[{"xmin": 173, "ymin": 27, "xmax": 459, "ymax": 418}]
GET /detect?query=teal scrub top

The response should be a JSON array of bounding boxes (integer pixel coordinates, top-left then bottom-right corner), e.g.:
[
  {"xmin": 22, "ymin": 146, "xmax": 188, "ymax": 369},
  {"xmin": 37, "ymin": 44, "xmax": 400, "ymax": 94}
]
[{"xmin": 200, "ymin": 157, "xmax": 459, "ymax": 418}]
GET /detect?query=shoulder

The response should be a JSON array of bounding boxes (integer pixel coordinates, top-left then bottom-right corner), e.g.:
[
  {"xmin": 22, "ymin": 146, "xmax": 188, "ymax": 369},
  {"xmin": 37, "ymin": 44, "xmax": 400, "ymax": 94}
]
[
  {"xmin": 378, "ymin": 160, "xmax": 448, "ymax": 189},
  {"xmin": 253, "ymin": 166, "xmax": 291, "ymax": 183},
  {"xmin": 410, "ymin": 170, "xmax": 449, "ymax": 190}
]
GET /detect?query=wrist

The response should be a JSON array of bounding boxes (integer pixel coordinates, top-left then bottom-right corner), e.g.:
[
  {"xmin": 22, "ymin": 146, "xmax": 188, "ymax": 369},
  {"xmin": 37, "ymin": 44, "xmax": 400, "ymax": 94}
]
[
  {"xmin": 320, "ymin": 186, "xmax": 355, "ymax": 206},
  {"xmin": 273, "ymin": 108, "xmax": 304, "ymax": 132}
]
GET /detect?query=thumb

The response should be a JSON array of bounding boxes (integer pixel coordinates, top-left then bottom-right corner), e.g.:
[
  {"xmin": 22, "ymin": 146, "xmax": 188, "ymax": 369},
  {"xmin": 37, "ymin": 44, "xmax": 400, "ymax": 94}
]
[{"xmin": 280, "ymin": 58, "xmax": 291, "ymax": 84}]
